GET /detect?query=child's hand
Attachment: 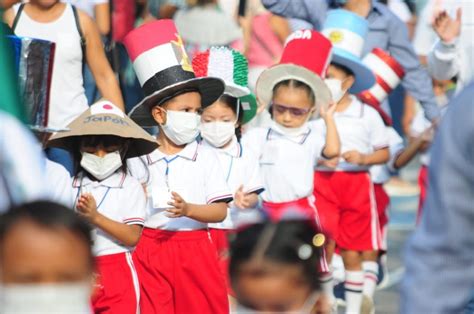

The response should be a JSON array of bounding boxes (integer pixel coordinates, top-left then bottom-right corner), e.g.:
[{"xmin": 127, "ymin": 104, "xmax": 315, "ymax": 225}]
[
  {"xmin": 76, "ymin": 193, "xmax": 99, "ymax": 224},
  {"xmin": 319, "ymin": 102, "xmax": 337, "ymax": 121},
  {"xmin": 234, "ymin": 185, "xmax": 253, "ymax": 210},
  {"xmin": 342, "ymin": 150, "xmax": 366, "ymax": 166},
  {"xmin": 166, "ymin": 192, "xmax": 189, "ymax": 218},
  {"xmin": 420, "ymin": 125, "xmax": 436, "ymax": 143},
  {"xmin": 317, "ymin": 156, "xmax": 339, "ymax": 168}
]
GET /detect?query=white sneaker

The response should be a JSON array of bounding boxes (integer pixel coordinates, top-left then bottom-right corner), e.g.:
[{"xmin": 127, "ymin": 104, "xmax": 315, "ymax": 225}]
[{"xmin": 360, "ymin": 295, "xmax": 375, "ymax": 314}]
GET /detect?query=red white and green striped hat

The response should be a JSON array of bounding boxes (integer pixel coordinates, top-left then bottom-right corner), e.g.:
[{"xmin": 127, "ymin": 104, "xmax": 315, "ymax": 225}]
[{"xmin": 192, "ymin": 47, "xmax": 257, "ymax": 123}]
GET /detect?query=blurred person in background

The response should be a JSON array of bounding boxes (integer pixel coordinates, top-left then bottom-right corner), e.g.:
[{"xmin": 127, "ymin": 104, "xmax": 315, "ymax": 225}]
[{"xmin": 0, "ymin": 201, "xmax": 94, "ymax": 313}]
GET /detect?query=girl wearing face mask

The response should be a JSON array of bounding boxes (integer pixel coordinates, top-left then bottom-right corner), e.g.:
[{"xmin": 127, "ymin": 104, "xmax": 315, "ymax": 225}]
[
  {"xmin": 48, "ymin": 100, "xmax": 158, "ymax": 314},
  {"xmin": 192, "ymin": 47, "xmax": 265, "ymax": 296},
  {"xmin": 124, "ymin": 21, "xmax": 233, "ymax": 314}
]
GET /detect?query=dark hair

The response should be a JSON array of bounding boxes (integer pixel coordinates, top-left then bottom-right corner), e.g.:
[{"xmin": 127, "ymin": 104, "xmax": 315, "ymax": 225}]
[
  {"xmin": 0, "ymin": 201, "xmax": 93, "ymax": 264},
  {"xmin": 331, "ymin": 62, "xmax": 355, "ymax": 77},
  {"xmin": 230, "ymin": 220, "xmax": 322, "ymax": 291},
  {"xmin": 72, "ymin": 135, "xmax": 130, "ymax": 177},
  {"xmin": 216, "ymin": 94, "xmax": 244, "ymax": 140},
  {"xmin": 272, "ymin": 79, "xmax": 316, "ymax": 106}
]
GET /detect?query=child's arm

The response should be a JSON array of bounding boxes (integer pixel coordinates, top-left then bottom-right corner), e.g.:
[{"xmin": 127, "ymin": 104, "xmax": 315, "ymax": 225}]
[
  {"xmin": 76, "ymin": 194, "xmax": 142, "ymax": 247},
  {"xmin": 394, "ymin": 125, "xmax": 434, "ymax": 169},
  {"xmin": 320, "ymin": 103, "xmax": 340, "ymax": 159},
  {"xmin": 342, "ymin": 148, "xmax": 390, "ymax": 166},
  {"xmin": 166, "ymin": 192, "xmax": 227, "ymax": 223}
]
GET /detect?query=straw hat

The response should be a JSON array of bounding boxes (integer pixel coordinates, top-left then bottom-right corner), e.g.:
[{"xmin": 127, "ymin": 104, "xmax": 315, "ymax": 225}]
[{"xmin": 48, "ymin": 100, "xmax": 158, "ymax": 158}]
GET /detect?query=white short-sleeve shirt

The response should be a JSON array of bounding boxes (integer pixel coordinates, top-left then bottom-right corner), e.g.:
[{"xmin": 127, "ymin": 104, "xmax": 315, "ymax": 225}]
[
  {"xmin": 313, "ymin": 97, "xmax": 389, "ymax": 172},
  {"xmin": 242, "ymin": 124, "xmax": 325, "ymax": 203},
  {"xmin": 202, "ymin": 137, "xmax": 264, "ymax": 230},
  {"xmin": 410, "ymin": 108, "xmax": 433, "ymax": 166},
  {"xmin": 370, "ymin": 126, "xmax": 404, "ymax": 184},
  {"xmin": 72, "ymin": 171, "xmax": 146, "ymax": 257},
  {"xmin": 46, "ymin": 159, "xmax": 74, "ymax": 208},
  {"xmin": 128, "ymin": 140, "xmax": 233, "ymax": 231}
]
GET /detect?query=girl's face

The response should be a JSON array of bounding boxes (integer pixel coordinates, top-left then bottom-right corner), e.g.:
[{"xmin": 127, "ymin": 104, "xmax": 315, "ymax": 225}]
[
  {"xmin": 201, "ymin": 101, "xmax": 238, "ymax": 125},
  {"xmin": 271, "ymin": 85, "xmax": 314, "ymax": 129},
  {"xmin": 80, "ymin": 143, "xmax": 122, "ymax": 158},
  {"xmin": 79, "ymin": 136, "xmax": 124, "ymax": 158}
]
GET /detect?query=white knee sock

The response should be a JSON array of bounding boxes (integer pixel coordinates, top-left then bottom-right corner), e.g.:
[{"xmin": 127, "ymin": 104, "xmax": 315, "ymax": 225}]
[
  {"xmin": 345, "ymin": 270, "xmax": 364, "ymax": 314},
  {"xmin": 362, "ymin": 261, "xmax": 379, "ymax": 299},
  {"xmin": 319, "ymin": 271, "xmax": 335, "ymax": 304}
]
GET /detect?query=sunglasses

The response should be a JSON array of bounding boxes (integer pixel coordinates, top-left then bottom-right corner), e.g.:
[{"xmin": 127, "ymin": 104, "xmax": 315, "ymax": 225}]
[{"xmin": 271, "ymin": 103, "xmax": 312, "ymax": 117}]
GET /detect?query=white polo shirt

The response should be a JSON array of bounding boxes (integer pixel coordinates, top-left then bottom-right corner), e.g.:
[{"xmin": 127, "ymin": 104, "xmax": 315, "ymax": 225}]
[
  {"xmin": 46, "ymin": 159, "xmax": 74, "ymax": 208},
  {"xmin": 370, "ymin": 126, "xmax": 404, "ymax": 184},
  {"xmin": 410, "ymin": 108, "xmax": 433, "ymax": 166},
  {"xmin": 242, "ymin": 124, "xmax": 325, "ymax": 203},
  {"xmin": 313, "ymin": 97, "xmax": 389, "ymax": 172},
  {"xmin": 72, "ymin": 171, "xmax": 146, "ymax": 257},
  {"xmin": 128, "ymin": 140, "xmax": 233, "ymax": 231},
  {"xmin": 202, "ymin": 136, "xmax": 264, "ymax": 230}
]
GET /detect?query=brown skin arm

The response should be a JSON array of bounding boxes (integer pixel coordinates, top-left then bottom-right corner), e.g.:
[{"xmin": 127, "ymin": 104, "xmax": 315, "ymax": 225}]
[
  {"xmin": 93, "ymin": 3, "xmax": 110, "ymax": 35},
  {"xmin": 166, "ymin": 192, "xmax": 227, "ymax": 223}
]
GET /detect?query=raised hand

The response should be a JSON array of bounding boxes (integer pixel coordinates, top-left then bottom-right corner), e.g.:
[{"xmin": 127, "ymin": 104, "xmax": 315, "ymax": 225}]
[
  {"xmin": 433, "ymin": 8, "xmax": 462, "ymax": 43},
  {"xmin": 319, "ymin": 102, "xmax": 337, "ymax": 121}
]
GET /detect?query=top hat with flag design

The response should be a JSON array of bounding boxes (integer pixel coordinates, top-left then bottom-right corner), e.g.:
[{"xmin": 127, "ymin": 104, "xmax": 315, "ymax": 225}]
[
  {"xmin": 7, "ymin": 35, "xmax": 65, "ymax": 133},
  {"xmin": 123, "ymin": 19, "xmax": 225, "ymax": 127},
  {"xmin": 192, "ymin": 47, "xmax": 258, "ymax": 124},
  {"xmin": 48, "ymin": 100, "xmax": 158, "ymax": 158},
  {"xmin": 256, "ymin": 29, "xmax": 333, "ymax": 113},
  {"xmin": 358, "ymin": 48, "xmax": 405, "ymax": 126},
  {"xmin": 322, "ymin": 9, "xmax": 376, "ymax": 94}
]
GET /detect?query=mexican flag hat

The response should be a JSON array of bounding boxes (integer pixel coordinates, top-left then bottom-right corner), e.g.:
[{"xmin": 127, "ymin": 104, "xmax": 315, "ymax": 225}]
[
  {"xmin": 192, "ymin": 47, "xmax": 257, "ymax": 124},
  {"xmin": 48, "ymin": 100, "xmax": 158, "ymax": 158},
  {"xmin": 256, "ymin": 29, "xmax": 333, "ymax": 114},
  {"xmin": 123, "ymin": 20, "xmax": 225, "ymax": 127}
]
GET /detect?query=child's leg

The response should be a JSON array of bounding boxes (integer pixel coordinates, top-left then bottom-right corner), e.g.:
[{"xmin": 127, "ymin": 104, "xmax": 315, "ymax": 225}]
[
  {"xmin": 361, "ymin": 251, "xmax": 379, "ymax": 301},
  {"xmin": 93, "ymin": 252, "xmax": 140, "ymax": 314},
  {"xmin": 341, "ymin": 250, "xmax": 364, "ymax": 314}
]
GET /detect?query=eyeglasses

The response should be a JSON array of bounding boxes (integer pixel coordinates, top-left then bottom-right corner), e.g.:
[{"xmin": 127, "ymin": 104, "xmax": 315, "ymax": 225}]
[{"xmin": 271, "ymin": 103, "xmax": 312, "ymax": 117}]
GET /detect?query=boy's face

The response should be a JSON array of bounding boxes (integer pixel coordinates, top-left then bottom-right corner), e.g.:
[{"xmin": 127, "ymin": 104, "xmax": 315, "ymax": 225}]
[
  {"xmin": 327, "ymin": 64, "xmax": 355, "ymax": 92},
  {"xmin": 151, "ymin": 92, "xmax": 202, "ymax": 125},
  {"xmin": 271, "ymin": 85, "xmax": 314, "ymax": 129},
  {"xmin": 0, "ymin": 219, "xmax": 92, "ymax": 284}
]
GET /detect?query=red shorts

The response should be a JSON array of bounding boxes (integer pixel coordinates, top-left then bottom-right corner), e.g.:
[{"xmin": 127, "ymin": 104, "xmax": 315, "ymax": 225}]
[
  {"xmin": 92, "ymin": 252, "xmax": 140, "ymax": 314},
  {"xmin": 208, "ymin": 228, "xmax": 233, "ymax": 296},
  {"xmin": 374, "ymin": 183, "xmax": 390, "ymax": 251},
  {"xmin": 417, "ymin": 165, "xmax": 429, "ymax": 223},
  {"xmin": 313, "ymin": 171, "xmax": 381, "ymax": 251},
  {"xmin": 262, "ymin": 197, "xmax": 329, "ymax": 273},
  {"xmin": 132, "ymin": 228, "xmax": 229, "ymax": 314}
]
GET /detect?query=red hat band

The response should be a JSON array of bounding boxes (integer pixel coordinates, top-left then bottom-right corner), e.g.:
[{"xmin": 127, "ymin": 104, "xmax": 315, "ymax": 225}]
[
  {"xmin": 280, "ymin": 30, "xmax": 332, "ymax": 79},
  {"xmin": 358, "ymin": 48, "xmax": 405, "ymax": 107},
  {"xmin": 123, "ymin": 20, "xmax": 196, "ymax": 98}
]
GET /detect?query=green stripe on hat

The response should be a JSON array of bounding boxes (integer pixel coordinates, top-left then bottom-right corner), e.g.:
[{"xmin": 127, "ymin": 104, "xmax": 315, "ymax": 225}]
[{"xmin": 232, "ymin": 49, "xmax": 249, "ymax": 88}]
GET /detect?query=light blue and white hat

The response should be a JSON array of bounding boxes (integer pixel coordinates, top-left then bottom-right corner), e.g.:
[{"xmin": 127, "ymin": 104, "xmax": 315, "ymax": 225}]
[{"xmin": 322, "ymin": 9, "xmax": 376, "ymax": 94}]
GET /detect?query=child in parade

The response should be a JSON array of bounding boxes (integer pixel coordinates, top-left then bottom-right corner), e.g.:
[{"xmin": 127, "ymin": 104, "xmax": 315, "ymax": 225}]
[
  {"xmin": 313, "ymin": 10, "xmax": 389, "ymax": 313},
  {"xmin": 124, "ymin": 20, "xmax": 233, "ymax": 313},
  {"xmin": 192, "ymin": 47, "xmax": 264, "ymax": 293},
  {"xmin": 48, "ymin": 100, "xmax": 158, "ymax": 313}
]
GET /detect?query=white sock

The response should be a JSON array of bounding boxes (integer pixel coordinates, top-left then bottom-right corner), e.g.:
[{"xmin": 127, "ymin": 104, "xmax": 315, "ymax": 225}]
[
  {"xmin": 345, "ymin": 270, "xmax": 364, "ymax": 314},
  {"xmin": 362, "ymin": 261, "xmax": 379, "ymax": 299},
  {"xmin": 319, "ymin": 271, "xmax": 335, "ymax": 304}
]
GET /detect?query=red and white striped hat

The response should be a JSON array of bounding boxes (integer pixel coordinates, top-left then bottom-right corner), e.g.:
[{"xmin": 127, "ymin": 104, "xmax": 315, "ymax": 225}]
[
  {"xmin": 123, "ymin": 20, "xmax": 225, "ymax": 127},
  {"xmin": 358, "ymin": 48, "xmax": 405, "ymax": 125}
]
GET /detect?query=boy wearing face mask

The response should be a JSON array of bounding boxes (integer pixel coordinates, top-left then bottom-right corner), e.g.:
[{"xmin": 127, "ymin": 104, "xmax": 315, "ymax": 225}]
[
  {"xmin": 48, "ymin": 100, "xmax": 158, "ymax": 314},
  {"xmin": 124, "ymin": 21, "xmax": 233, "ymax": 314},
  {"xmin": 312, "ymin": 10, "xmax": 389, "ymax": 313},
  {"xmin": 0, "ymin": 201, "xmax": 94, "ymax": 314},
  {"xmin": 192, "ymin": 47, "xmax": 265, "ymax": 295}
]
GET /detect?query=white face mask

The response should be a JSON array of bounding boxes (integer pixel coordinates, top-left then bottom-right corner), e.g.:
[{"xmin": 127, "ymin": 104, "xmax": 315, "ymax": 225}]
[
  {"xmin": 80, "ymin": 151, "xmax": 122, "ymax": 181},
  {"xmin": 161, "ymin": 110, "xmax": 200, "ymax": 145},
  {"xmin": 270, "ymin": 120, "xmax": 309, "ymax": 137},
  {"xmin": 324, "ymin": 78, "xmax": 347, "ymax": 103},
  {"xmin": 200, "ymin": 121, "xmax": 236, "ymax": 148},
  {"xmin": 0, "ymin": 283, "xmax": 92, "ymax": 314}
]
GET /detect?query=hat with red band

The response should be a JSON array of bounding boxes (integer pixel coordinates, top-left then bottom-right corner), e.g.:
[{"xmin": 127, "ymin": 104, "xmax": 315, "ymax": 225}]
[
  {"xmin": 256, "ymin": 29, "xmax": 333, "ymax": 114},
  {"xmin": 358, "ymin": 48, "xmax": 405, "ymax": 126},
  {"xmin": 123, "ymin": 19, "xmax": 225, "ymax": 127}
]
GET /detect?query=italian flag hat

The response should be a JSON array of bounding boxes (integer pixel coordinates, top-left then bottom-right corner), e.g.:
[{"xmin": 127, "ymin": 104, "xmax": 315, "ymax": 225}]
[{"xmin": 192, "ymin": 47, "xmax": 257, "ymax": 124}]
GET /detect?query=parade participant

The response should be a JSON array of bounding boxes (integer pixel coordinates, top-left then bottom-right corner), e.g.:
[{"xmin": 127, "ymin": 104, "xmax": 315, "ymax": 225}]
[
  {"xmin": 230, "ymin": 218, "xmax": 330, "ymax": 313},
  {"xmin": 312, "ymin": 10, "xmax": 388, "ymax": 313},
  {"xmin": 192, "ymin": 46, "xmax": 264, "ymax": 293},
  {"xmin": 0, "ymin": 201, "xmax": 94, "ymax": 314},
  {"xmin": 4, "ymin": 0, "xmax": 124, "ymax": 174},
  {"xmin": 261, "ymin": 0, "xmax": 441, "ymax": 123},
  {"xmin": 48, "ymin": 100, "xmax": 157, "ymax": 313},
  {"xmin": 124, "ymin": 20, "xmax": 232, "ymax": 313}
]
